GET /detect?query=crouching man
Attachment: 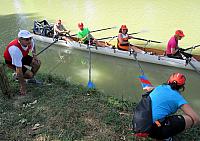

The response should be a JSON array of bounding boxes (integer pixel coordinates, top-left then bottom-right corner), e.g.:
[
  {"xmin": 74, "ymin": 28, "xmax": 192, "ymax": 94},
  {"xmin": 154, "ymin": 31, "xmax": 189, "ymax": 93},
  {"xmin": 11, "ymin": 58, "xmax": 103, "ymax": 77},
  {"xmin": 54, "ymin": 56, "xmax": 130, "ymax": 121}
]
[{"xmin": 4, "ymin": 30, "xmax": 41, "ymax": 95}]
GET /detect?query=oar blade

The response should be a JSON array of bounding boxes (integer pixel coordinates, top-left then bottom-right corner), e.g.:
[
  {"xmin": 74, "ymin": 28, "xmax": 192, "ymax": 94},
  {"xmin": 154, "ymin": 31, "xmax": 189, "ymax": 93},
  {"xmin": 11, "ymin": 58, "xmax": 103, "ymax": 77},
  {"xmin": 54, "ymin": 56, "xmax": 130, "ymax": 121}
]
[
  {"xmin": 139, "ymin": 75, "xmax": 153, "ymax": 89},
  {"xmin": 87, "ymin": 81, "xmax": 96, "ymax": 89}
]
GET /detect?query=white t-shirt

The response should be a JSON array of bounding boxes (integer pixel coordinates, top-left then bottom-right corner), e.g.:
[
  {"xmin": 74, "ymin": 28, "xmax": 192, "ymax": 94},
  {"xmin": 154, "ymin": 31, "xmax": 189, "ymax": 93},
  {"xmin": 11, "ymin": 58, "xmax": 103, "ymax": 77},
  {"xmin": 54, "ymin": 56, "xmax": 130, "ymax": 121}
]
[{"xmin": 8, "ymin": 39, "xmax": 35, "ymax": 67}]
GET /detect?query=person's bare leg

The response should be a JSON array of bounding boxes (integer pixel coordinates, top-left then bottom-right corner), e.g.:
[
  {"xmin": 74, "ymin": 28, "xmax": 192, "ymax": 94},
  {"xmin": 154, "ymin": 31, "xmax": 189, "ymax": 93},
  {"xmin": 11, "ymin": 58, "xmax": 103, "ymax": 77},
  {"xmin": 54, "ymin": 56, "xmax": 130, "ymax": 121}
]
[
  {"xmin": 23, "ymin": 70, "xmax": 34, "ymax": 79},
  {"xmin": 131, "ymin": 45, "xmax": 145, "ymax": 53},
  {"xmin": 63, "ymin": 36, "xmax": 71, "ymax": 42},
  {"xmin": 31, "ymin": 59, "xmax": 41, "ymax": 75},
  {"xmin": 183, "ymin": 114, "xmax": 194, "ymax": 129},
  {"xmin": 95, "ymin": 40, "xmax": 108, "ymax": 47}
]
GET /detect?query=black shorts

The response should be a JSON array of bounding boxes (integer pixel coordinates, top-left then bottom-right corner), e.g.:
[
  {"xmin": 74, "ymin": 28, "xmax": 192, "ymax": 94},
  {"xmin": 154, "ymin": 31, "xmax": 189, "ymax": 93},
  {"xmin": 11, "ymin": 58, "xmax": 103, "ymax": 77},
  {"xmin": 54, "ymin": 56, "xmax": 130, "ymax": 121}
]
[
  {"xmin": 149, "ymin": 115, "xmax": 185, "ymax": 139},
  {"xmin": 84, "ymin": 38, "xmax": 95, "ymax": 45},
  {"xmin": 167, "ymin": 51, "xmax": 192, "ymax": 60},
  {"xmin": 5, "ymin": 55, "xmax": 33, "ymax": 74}
]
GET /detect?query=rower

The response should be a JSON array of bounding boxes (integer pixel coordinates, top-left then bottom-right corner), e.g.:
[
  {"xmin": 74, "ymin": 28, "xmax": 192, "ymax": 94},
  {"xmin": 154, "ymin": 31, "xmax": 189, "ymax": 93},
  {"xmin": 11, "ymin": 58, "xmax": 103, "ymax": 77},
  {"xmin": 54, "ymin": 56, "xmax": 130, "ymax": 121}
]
[
  {"xmin": 117, "ymin": 25, "xmax": 145, "ymax": 54},
  {"xmin": 77, "ymin": 22, "xmax": 111, "ymax": 47},
  {"xmin": 166, "ymin": 30, "xmax": 193, "ymax": 60},
  {"xmin": 53, "ymin": 19, "xmax": 71, "ymax": 42}
]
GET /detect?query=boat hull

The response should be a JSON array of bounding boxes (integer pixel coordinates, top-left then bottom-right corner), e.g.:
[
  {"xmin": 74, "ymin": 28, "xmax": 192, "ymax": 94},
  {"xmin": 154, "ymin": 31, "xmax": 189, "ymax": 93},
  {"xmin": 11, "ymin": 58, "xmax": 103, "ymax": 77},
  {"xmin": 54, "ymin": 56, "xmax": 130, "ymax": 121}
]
[{"xmin": 32, "ymin": 34, "xmax": 200, "ymax": 72}]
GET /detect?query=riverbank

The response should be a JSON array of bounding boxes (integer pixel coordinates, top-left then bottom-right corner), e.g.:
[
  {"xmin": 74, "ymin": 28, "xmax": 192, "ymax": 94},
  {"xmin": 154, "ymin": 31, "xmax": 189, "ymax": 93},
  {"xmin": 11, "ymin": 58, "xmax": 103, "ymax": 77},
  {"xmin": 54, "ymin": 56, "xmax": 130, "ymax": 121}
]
[{"xmin": 0, "ymin": 70, "xmax": 199, "ymax": 141}]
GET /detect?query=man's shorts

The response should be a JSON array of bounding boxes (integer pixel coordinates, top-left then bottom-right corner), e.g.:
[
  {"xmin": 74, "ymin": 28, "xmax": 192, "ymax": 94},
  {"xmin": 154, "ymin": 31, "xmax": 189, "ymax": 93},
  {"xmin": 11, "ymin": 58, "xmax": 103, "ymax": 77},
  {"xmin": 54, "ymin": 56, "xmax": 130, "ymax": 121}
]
[
  {"xmin": 149, "ymin": 115, "xmax": 185, "ymax": 140},
  {"xmin": 5, "ymin": 55, "xmax": 33, "ymax": 74}
]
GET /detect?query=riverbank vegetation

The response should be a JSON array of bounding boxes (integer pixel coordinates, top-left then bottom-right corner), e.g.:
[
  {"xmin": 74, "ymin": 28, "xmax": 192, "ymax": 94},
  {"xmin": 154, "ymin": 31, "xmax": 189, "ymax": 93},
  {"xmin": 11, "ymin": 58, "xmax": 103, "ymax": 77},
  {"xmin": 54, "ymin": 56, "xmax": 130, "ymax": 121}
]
[{"xmin": 0, "ymin": 70, "xmax": 199, "ymax": 141}]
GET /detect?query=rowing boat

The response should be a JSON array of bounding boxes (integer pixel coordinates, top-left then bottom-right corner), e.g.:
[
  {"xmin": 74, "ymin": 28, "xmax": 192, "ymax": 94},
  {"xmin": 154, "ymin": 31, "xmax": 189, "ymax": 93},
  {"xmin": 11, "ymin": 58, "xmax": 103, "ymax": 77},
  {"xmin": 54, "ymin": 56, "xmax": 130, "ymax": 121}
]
[{"xmin": 32, "ymin": 33, "xmax": 200, "ymax": 72}]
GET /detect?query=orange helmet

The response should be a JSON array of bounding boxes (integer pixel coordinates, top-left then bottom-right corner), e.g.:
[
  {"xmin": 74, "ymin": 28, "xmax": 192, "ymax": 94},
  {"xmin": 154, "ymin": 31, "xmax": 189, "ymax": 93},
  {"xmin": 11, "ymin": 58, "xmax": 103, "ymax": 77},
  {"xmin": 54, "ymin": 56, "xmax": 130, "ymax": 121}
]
[
  {"xmin": 78, "ymin": 22, "xmax": 84, "ymax": 28},
  {"xmin": 175, "ymin": 30, "xmax": 185, "ymax": 37},
  {"xmin": 167, "ymin": 73, "xmax": 186, "ymax": 86},
  {"xmin": 121, "ymin": 25, "xmax": 128, "ymax": 30}
]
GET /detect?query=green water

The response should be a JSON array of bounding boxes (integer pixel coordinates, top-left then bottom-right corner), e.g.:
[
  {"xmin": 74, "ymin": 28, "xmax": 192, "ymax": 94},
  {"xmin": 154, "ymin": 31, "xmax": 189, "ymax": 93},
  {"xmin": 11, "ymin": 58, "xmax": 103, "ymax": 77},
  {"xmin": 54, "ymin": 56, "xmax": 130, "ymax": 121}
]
[{"xmin": 0, "ymin": 0, "xmax": 200, "ymax": 114}]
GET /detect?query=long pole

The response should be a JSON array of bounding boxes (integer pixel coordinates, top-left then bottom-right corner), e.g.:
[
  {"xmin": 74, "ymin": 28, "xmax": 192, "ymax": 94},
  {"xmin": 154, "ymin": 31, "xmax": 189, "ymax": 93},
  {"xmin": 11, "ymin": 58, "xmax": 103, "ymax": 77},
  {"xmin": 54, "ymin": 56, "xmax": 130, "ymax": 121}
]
[{"xmin": 36, "ymin": 39, "xmax": 58, "ymax": 56}]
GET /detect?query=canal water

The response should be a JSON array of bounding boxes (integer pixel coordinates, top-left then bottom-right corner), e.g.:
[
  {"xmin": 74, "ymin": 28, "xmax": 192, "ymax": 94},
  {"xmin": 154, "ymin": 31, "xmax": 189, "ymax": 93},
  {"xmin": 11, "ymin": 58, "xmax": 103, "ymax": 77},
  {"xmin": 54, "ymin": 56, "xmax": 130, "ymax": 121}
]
[{"xmin": 0, "ymin": 0, "xmax": 200, "ymax": 114}]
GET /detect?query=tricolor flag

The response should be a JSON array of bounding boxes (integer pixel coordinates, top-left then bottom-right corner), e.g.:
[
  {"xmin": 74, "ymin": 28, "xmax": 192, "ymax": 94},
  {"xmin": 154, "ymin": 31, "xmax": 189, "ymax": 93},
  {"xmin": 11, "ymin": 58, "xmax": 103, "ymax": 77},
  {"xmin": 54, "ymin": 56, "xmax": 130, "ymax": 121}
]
[{"xmin": 139, "ymin": 75, "xmax": 153, "ymax": 89}]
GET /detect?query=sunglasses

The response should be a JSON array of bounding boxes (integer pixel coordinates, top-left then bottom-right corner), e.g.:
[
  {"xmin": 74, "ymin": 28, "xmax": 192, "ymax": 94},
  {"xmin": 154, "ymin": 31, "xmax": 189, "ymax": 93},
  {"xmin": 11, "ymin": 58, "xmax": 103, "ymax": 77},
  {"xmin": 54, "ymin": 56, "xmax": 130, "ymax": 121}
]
[{"xmin": 22, "ymin": 37, "xmax": 32, "ymax": 41}]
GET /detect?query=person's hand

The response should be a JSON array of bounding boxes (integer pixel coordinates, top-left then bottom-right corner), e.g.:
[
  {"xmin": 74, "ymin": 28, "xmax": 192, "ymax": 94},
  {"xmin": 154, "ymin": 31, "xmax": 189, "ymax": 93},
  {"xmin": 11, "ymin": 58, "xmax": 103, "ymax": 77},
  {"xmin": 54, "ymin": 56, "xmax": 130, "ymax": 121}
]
[
  {"xmin": 32, "ymin": 56, "xmax": 39, "ymax": 64},
  {"xmin": 143, "ymin": 86, "xmax": 154, "ymax": 92},
  {"xmin": 78, "ymin": 39, "xmax": 83, "ymax": 44},
  {"xmin": 178, "ymin": 48, "xmax": 186, "ymax": 52}
]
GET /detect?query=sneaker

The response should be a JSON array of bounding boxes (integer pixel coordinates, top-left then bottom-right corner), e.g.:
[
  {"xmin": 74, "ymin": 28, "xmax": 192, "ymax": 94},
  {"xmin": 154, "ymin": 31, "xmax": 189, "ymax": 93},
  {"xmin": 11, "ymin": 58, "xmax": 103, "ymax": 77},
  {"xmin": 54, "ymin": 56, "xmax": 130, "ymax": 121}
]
[
  {"xmin": 12, "ymin": 73, "xmax": 18, "ymax": 81},
  {"xmin": 26, "ymin": 78, "xmax": 43, "ymax": 85},
  {"xmin": 163, "ymin": 137, "xmax": 173, "ymax": 141}
]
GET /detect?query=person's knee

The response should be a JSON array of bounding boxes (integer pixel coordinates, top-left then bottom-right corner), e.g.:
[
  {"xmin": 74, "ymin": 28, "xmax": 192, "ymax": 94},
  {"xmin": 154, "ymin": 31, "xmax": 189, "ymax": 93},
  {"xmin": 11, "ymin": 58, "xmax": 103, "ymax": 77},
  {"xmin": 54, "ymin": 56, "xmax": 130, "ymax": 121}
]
[
  {"xmin": 32, "ymin": 59, "xmax": 41, "ymax": 68},
  {"xmin": 24, "ymin": 71, "xmax": 34, "ymax": 79},
  {"xmin": 183, "ymin": 115, "xmax": 194, "ymax": 129}
]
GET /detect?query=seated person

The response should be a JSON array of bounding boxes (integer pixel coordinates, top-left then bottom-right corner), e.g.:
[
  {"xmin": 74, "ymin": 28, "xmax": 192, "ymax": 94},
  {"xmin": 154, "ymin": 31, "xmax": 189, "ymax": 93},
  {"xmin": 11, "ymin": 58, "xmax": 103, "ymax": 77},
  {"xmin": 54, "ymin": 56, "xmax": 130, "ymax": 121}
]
[
  {"xmin": 118, "ymin": 25, "xmax": 145, "ymax": 53},
  {"xmin": 54, "ymin": 19, "xmax": 70, "ymax": 42},
  {"xmin": 166, "ymin": 30, "xmax": 192, "ymax": 59},
  {"xmin": 77, "ymin": 22, "xmax": 110, "ymax": 47}
]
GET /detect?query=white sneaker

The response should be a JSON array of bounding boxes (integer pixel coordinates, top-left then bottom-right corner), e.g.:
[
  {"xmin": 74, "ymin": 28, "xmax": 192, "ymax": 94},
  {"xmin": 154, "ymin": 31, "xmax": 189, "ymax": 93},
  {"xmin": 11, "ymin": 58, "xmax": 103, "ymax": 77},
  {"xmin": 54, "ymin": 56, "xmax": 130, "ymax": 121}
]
[
  {"xmin": 163, "ymin": 137, "xmax": 173, "ymax": 141},
  {"xmin": 26, "ymin": 78, "xmax": 43, "ymax": 85},
  {"xmin": 12, "ymin": 73, "xmax": 18, "ymax": 81}
]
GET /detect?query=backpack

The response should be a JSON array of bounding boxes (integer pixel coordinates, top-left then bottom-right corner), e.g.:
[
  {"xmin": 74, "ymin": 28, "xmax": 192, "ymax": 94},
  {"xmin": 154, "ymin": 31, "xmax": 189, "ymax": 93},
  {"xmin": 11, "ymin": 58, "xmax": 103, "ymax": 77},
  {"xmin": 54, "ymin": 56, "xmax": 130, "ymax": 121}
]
[{"xmin": 133, "ymin": 90, "xmax": 153, "ymax": 133}]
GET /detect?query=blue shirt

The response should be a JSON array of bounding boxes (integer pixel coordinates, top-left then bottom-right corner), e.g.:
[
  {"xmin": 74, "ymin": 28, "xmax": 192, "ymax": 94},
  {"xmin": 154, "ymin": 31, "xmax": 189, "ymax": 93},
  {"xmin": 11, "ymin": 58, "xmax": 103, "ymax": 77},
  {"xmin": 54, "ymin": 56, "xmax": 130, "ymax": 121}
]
[{"xmin": 150, "ymin": 85, "xmax": 187, "ymax": 122}]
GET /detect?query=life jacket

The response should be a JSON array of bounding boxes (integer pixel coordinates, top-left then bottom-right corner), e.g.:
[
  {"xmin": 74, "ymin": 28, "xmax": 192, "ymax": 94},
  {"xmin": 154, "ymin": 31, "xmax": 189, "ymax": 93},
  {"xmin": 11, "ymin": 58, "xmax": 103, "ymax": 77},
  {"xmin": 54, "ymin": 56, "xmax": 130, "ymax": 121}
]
[
  {"xmin": 117, "ymin": 33, "xmax": 129, "ymax": 51},
  {"xmin": 133, "ymin": 90, "xmax": 153, "ymax": 133},
  {"xmin": 4, "ymin": 39, "xmax": 32, "ymax": 62}
]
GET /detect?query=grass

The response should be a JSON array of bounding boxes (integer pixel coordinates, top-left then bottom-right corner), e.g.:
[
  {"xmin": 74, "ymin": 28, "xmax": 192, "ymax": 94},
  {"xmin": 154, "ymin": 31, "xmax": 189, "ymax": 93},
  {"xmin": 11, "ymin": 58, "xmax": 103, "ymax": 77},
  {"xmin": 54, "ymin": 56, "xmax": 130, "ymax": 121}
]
[{"xmin": 0, "ymin": 69, "xmax": 199, "ymax": 141}]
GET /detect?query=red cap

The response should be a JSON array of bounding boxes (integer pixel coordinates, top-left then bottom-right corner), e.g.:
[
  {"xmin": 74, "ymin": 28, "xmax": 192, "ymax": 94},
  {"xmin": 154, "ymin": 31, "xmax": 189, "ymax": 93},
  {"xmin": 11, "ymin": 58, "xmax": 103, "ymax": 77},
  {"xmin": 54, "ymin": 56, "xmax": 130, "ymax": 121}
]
[
  {"xmin": 121, "ymin": 25, "xmax": 128, "ymax": 30},
  {"xmin": 78, "ymin": 22, "xmax": 84, "ymax": 28},
  {"xmin": 175, "ymin": 30, "xmax": 185, "ymax": 37},
  {"xmin": 167, "ymin": 73, "xmax": 186, "ymax": 86}
]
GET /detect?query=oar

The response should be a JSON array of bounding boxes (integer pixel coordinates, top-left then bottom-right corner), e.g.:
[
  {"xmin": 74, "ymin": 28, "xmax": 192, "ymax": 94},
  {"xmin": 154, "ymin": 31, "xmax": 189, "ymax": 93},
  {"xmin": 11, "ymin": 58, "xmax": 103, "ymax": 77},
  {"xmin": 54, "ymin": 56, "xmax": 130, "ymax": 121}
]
[
  {"xmin": 184, "ymin": 44, "xmax": 200, "ymax": 51},
  {"xmin": 36, "ymin": 39, "xmax": 58, "ymax": 56},
  {"xmin": 179, "ymin": 52, "xmax": 200, "ymax": 75},
  {"xmin": 132, "ymin": 51, "xmax": 153, "ymax": 90},
  {"xmin": 87, "ymin": 41, "xmax": 95, "ymax": 89},
  {"xmin": 188, "ymin": 61, "xmax": 200, "ymax": 75},
  {"xmin": 70, "ymin": 26, "xmax": 117, "ymax": 36},
  {"xmin": 90, "ymin": 26, "xmax": 117, "ymax": 33},
  {"xmin": 97, "ymin": 30, "xmax": 148, "ymax": 41},
  {"xmin": 131, "ymin": 37, "xmax": 162, "ymax": 43}
]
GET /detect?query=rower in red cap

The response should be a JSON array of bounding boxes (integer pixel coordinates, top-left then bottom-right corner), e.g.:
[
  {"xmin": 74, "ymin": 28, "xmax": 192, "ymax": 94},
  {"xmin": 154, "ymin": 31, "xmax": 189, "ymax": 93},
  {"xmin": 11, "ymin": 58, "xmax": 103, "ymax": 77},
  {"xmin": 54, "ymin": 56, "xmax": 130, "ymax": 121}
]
[{"xmin": 166, "ymin": 30, "xmax": 192, "ymax": 60}]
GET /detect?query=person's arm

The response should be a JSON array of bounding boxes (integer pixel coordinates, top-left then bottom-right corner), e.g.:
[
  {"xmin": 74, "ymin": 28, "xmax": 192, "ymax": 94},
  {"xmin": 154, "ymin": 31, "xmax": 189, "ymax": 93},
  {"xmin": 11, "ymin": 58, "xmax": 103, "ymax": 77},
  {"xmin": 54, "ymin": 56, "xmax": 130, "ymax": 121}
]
[
  {"xmin": 31, "ymin": 39, "xmax": 39, "ymax": 64},
  {"xmin": 9, "ymin": 46, "xmax": 26, "ymax": 95},
  {"xmin": 16, "ymin": 67, "xmax": 26, "ymax": 95},
  {"xmin": 128, "ymin": 35, "xmax": 134, "ymax": 39},
  {"xmin": 61, "ymin": 25, "xmax": 70, "ymax": 33},
  {"xmin": 170, "ymin": 39, "xmax": 179, "ymax": 54},
  {"xmin": 171, "ymin": 47, "xmax": 177, "ymax": 54},
  {"xmin": 54, "ymin": 24, "xmax": 62, "ymax": 34},
  {"xmin": 31, "ymin": 39, "xmax": 36, "ymax": 56},
  {"xmin": 181, "ymin": 104, "xmax": 200, "ymax": 128},
  {"xmin": 118, "ymin": 34, "xmax": 129, "ymax": 44}
]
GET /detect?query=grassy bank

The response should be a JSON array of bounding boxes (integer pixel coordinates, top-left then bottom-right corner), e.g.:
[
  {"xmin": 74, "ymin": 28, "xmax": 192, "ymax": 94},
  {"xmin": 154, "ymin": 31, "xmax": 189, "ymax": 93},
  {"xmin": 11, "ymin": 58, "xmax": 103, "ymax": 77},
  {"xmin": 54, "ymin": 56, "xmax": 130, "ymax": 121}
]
[{"xmin": 0, "ymin": 70, "xmax": 199, "ymax": 141}]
